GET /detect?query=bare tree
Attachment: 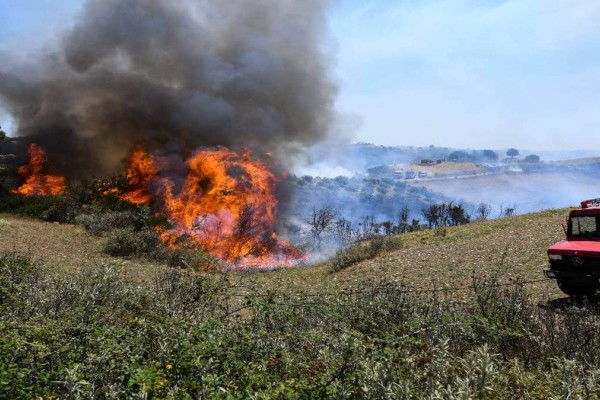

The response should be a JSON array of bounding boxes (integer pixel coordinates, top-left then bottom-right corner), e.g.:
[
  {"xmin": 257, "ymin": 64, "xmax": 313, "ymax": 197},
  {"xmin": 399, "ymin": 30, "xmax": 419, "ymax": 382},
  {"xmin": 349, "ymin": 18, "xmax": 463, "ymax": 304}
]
[
  {"xmin": 359, "ymin": 215, "xmax": 379, "ymax": 236},
  {"xmin": 503, "ymin": 207, "xmax": 516, "ymax": 218},
  {"xmin": 307, "ymin": 206, "xmax": 336, "ymax": 250},
  {"xmin": 475, "ymin": 203, "xmax": 492, "ymax": 221},
  {"xmin": 381, "ymin": 221, "xmax": 394, "ymax": 235},
  {"xmin": 398, "ymin": 206, "xmax": 410, "ymax": 233},
  {"xmin": 226, "ymin": 203, "xmax": 265, "ymax": 260},
  {"xmin": 411, "ymin": 219, "xmax": 422, "ymax": 231},
  {"xmin": 335, "ymin": 217, "xmax": 354, "ymax": 245},
  {"xmin": 235, "ymin": 204, "xmax": 259, "ymax": 237}
]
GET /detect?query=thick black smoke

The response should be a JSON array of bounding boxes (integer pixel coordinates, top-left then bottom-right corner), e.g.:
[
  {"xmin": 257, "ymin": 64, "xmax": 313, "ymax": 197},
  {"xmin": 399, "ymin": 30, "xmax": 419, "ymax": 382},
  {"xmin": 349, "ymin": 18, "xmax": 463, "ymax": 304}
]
[{"xmin": 0, "ymin": 0, "xmax": 336, "ymax": 178}]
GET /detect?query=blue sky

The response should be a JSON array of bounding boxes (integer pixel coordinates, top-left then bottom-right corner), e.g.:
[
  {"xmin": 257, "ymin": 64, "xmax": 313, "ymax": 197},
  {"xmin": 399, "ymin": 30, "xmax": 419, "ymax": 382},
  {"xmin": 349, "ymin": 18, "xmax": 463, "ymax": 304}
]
[
  {"xmin": 1, "ymin": 0, "xmax": 600, "ymax": 151},
  {"xmin": 332, "ymin": 0, "xmax": 600, "ymax": 150}
]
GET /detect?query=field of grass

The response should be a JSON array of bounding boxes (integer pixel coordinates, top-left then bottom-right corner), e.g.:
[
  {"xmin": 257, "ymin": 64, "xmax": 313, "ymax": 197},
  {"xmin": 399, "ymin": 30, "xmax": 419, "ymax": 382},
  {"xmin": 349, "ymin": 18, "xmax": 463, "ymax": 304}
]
[
  {"xmin": 0, "ymin": 214, "xmax": 166, "ymax": 283},
  {"xmin": 0, "ymin": 207, "xmax": 567, "ymax": 299},
  {"xmin": 1, "ymin": 207, "xmax": 567, "ymax": 300},
  {"xmin": 224, "ymin": 208, "xmax": 566, "ymax": 302},
  {"xmin": 5, "ymin": 206, "xmax": 600, "ymax": 398},
  {"xmin": 404, "ymin": 161, "xmax": 484, "ymax": 176}
]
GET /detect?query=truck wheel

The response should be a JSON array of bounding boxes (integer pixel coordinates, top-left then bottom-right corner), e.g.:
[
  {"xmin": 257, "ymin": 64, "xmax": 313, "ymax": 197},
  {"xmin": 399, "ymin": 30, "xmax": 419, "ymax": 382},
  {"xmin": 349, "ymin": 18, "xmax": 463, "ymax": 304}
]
[{"xmin": 557, "ymin": 280, "xmax": 598, "ymax": 297}]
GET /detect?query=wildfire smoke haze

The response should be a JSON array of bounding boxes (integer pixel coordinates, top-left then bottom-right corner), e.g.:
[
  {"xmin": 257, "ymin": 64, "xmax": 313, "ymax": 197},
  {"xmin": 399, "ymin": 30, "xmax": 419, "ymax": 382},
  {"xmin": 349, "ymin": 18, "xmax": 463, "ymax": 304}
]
[
  {"xmin": 0, "ymin": 0, "xmax": 336, "ymax": 177},
  {"xmin": 0, "ymin": 0, "xmax": 337, "ymax": 267}
]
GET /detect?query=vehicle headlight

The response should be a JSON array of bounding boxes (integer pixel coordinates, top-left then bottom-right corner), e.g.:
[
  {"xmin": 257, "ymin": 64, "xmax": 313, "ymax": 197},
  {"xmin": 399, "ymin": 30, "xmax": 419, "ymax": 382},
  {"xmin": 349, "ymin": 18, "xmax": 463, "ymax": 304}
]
[{"xmin": 549, "ymin": 254, "xmax": 562, "ymax": 261}]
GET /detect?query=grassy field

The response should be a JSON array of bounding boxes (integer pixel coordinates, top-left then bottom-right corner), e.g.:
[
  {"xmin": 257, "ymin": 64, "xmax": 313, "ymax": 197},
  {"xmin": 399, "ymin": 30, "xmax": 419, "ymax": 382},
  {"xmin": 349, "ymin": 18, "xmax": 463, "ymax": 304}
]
[
  {"xmin": 403, "ymin": 161, "xmax": 484, "ymax": 177},
  {"xmin": 5, "ymin": 207, "xmax": 600, "ymax": 398},
  {"xmin": 0, "ymin": 214, "xmax": 166, "ymax": 283},
  {"xmin": 0, "ymin": 207, "xmax": 568, "ymax": 300}
]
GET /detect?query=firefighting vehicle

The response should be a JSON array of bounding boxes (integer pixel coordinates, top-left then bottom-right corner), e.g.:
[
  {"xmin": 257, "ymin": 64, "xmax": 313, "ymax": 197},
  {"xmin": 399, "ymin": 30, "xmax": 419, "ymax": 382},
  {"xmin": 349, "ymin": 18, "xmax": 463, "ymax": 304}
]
[{"xmin": 544, "ymin": 198, "xmax": 600, "ymax": 296}]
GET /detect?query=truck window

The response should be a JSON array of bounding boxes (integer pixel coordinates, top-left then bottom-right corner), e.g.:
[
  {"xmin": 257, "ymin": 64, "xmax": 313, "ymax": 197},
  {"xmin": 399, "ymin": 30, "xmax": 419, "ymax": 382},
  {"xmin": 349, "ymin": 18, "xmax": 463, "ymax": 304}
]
[{"xmin": 570, "ymin": 216, "xmax": 600, "ymax": 237}]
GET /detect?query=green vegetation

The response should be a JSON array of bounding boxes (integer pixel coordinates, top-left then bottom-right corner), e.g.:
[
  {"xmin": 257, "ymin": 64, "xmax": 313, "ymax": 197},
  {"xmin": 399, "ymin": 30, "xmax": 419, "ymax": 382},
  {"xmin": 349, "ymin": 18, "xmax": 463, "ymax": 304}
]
[
  {"xmin": 0, "ymin": 184, "xmax": 223, "ymax": 272},
  {"xmin": 0, "ymin": 163, "xmax": 593, "ymax": 397},
  {"xmin": 2, "ymin": 251, "xmax": 600, "ymax": 398},
  {"xmin": 330, "ymin": 234, "xmax": 403, "ymax": 272},
  {"xmin": 506, "ymin": 148, "xmax": 519, "ymax": 159},
  {"xmin": 524, "ymin": 154, "xmax": 541, "ymax": 163}
]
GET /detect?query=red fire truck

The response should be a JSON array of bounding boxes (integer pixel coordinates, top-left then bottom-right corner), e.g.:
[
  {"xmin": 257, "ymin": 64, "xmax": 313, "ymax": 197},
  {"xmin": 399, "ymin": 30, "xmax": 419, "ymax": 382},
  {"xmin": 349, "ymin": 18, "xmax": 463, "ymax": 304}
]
[{"xmin": 544, "ymin": 198, "xmax": 600, "ymax": 296}]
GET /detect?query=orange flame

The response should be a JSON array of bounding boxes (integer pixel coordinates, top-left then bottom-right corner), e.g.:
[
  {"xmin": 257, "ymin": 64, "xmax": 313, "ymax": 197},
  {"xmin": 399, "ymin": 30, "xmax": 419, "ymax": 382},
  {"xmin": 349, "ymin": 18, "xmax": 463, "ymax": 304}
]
[
  {"xmin": 120, "ymin": 145, "xmax": 158, "ymax": 205},
  {"xmin": 121, "ymin": 146, "xmax": 303, "ymax": 268},
  {"xmin": 12, "ymin": 143, "xmax": 66, "ymax": 196}
]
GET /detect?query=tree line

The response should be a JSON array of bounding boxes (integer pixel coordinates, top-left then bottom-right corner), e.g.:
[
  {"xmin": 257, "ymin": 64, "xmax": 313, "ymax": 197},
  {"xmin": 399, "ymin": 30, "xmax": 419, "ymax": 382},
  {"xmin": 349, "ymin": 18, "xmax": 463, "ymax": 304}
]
[
  {"xmin": 447, "ymin": 148, "xmax": 540, "ymax": 163},
  {"xmin": 303, "ymin": 201, "xmax": 515, "ymax": 252}
]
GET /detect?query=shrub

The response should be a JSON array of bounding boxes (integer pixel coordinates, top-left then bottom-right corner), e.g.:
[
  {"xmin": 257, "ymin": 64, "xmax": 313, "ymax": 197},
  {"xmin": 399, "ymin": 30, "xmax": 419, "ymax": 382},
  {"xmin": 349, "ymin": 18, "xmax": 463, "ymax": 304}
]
[
  {"xmin": 163, "ymin": 247, "xmax": 224, "ymax": 271},
  {"xmin": 330, "ymin": 235, "xmax": 402, "ymax": 272},
  {"xmin": 0, "ymin": 252, "xmax": 34, "ymax": 305},
  {"xmin": 41, "ymin": 196, "xmax": 83, "ymax": 223},
  {"xmin": 434, "ymin": 226, "xmax": 448, "ymax": 237},
  {"xmin": 104, "ymin": 228, "xmax": 161, "ymax": 257},
  {"xmin": 75, "ymin": 209, "xmax": 150, "ymax": 236},
  {"xmin": 4, "ymin": 257, "xmax": 600, "ymax": 398},
  {"xmin": 0, "ymin": 193, "xmax": 63, "ymax": 218}
]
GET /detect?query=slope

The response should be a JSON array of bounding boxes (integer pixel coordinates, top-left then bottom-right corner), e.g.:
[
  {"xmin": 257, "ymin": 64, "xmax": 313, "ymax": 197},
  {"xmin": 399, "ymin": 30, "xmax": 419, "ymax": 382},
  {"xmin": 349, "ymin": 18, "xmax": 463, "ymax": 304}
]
[{"xmin": 1, "ymin": 207, "xmax": 568, "ymax": 299}]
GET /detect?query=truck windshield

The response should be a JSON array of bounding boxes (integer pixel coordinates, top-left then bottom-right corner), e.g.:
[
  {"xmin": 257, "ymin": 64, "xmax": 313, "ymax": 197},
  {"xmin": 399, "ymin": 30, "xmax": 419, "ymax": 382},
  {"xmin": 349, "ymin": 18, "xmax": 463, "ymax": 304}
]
[{"xmin": 570, "ymin": 216, "xmax": 600, "ymax": 238}]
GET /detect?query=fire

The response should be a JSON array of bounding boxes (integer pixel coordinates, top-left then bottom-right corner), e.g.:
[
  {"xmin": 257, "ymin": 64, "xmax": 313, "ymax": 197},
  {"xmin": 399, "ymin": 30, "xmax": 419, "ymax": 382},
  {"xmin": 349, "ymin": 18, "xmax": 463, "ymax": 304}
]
[
  {"xmin": 120, "ymin": 145, "xmax": 158, "ymax": 205},
  {"xmin": 121, "ymin": 146, "xmax": 303, "ymax": 268},
  {"xmin": 12, "ymin": 143, "xmax": 66, "ymax": 196},
  {"xmin": 11, "ymin": 142, "xmax": 302, "ymax": 268}
]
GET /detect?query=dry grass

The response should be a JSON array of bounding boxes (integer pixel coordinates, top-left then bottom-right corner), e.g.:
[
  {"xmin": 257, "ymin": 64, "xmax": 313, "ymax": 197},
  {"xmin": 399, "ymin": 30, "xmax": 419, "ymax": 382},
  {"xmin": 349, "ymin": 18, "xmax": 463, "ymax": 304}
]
[
  {"xmin": 0, "ymin": 208, "xmax": 568, "ymax": 300},
  {"xmin": 0, "ymin": 213, "xmax": 166, "ymax": 282},
  {"xmin": 232, "ymin": 208, "xmax": 567, "ymax": 301},
  {"xmin": 412, "ymin": 171, "xmax": 599, "ymax": 214},
  {"xmin": 324, "ymin": 208, "xmax": 565, "ymax": 297}
]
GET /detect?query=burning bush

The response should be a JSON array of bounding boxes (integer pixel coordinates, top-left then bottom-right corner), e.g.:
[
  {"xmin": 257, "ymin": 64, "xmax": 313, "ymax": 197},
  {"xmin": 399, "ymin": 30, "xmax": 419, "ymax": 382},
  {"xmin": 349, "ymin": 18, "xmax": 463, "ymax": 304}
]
[
  {"xmin": 6, "ymin": 143, "xmax": 304, "ymax": 269},
  {"xmin": 11, "ymin": 143, "xmax": 66, "ymax": 196}
]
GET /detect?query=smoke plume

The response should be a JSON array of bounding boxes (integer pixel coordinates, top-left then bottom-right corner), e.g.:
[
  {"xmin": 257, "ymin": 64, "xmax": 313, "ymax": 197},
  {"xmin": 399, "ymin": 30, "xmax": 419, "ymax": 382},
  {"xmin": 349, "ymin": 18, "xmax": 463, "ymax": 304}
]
[{"xmin": 0, "ymin": 0, "xmax": 336, "ymax": 178}]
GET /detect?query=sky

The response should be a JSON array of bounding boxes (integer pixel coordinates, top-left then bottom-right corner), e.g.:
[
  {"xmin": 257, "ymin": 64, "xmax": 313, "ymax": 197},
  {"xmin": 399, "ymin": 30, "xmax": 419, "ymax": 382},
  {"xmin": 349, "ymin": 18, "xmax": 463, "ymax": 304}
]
[{"xmin": 1, "ymin": 0, "xmax": 600, "ymax": 151}]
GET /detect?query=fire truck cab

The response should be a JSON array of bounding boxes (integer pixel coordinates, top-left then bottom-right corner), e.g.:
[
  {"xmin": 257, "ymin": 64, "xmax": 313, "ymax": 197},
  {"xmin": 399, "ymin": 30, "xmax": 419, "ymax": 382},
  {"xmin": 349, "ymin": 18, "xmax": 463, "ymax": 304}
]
[{"xmin": 544, "ymin": 198, "xmax": 600, "ymax": 296}]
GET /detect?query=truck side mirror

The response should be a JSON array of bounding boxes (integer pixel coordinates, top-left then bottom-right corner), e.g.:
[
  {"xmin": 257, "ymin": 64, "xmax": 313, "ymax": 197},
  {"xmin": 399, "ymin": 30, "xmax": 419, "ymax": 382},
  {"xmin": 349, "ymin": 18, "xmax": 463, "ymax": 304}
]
[{"xmin": 562, "ymin": 223, "xmax": 567, "ymax": 237}]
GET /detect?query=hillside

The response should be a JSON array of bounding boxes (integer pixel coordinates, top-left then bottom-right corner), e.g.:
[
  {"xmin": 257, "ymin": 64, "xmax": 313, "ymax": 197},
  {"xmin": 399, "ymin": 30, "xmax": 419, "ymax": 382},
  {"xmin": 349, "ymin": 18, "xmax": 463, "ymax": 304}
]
[
  {"xmin": 4, "ymin": 207, "xmax": 600, "ymax": 399},
  {"xmin": 0, "ymin": 214, "xmax": 166, "ymax": 283},
  {"xmin": 0, "ymin": 208, "xmax": 567, "ymax": 299}
]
